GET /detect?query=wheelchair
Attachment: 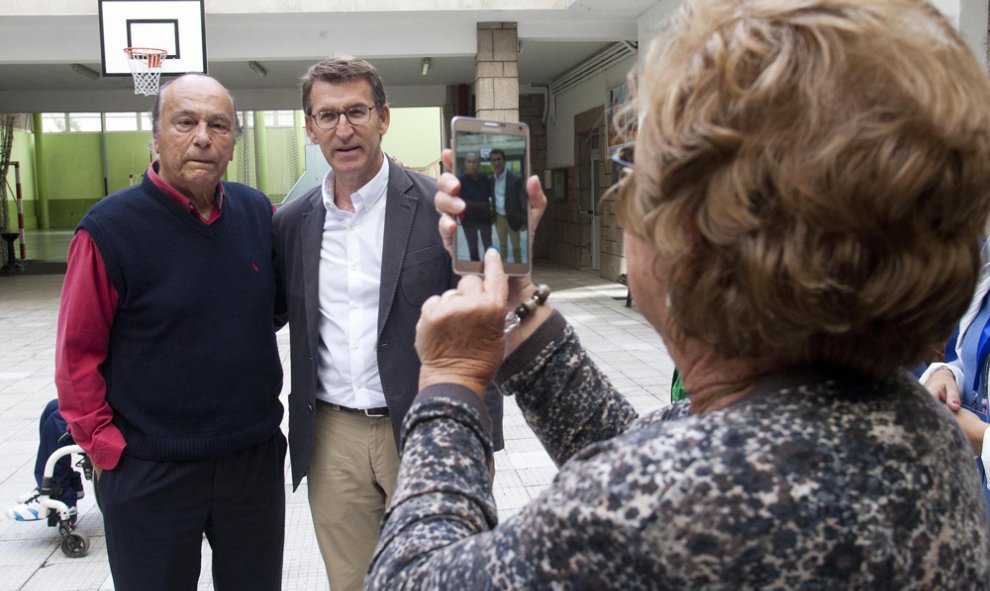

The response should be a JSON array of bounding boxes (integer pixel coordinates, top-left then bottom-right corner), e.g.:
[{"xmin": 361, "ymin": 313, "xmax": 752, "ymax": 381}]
[{"xmin": 31, "ymin": 444, "xmax": 97, "ymax": 558}]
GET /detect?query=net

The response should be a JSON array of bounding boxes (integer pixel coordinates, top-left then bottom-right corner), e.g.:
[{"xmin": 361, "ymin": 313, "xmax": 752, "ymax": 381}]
[{"xmin": 124, "ymin": 48, "xmax": 168, "ymax": 96}]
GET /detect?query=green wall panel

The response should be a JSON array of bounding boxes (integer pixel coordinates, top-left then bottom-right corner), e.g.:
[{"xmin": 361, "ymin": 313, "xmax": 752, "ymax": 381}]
[
  {"xmin": 382, "ymin": 107, "xmax": 443, "ymax": 169},
  {"xmin": 106, "ymin": 132, "xmax": 154, "ymax": 194},
  {"xmin": 2, "ymin": 129, "xmax": 38, "ymax": 230},
  {"xmin": 41, "ymin": 130, "xmax": 154, "ymax": 228},
  {"xmin": 47, "ymin": 199, "xmax": 102, "ymax": 228},
  {"xmin": 41, "ymin": 132, "xmax": 104, "ymax": 228},
  {"xmin": 265, "ymin": 128, "xmax": 302, "ymax": 202}
]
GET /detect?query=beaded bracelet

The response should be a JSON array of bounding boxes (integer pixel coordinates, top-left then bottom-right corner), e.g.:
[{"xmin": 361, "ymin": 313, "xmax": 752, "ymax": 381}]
[{"xmin": 504, "ymin": 284, "xmax": 551, "ymax": 333}]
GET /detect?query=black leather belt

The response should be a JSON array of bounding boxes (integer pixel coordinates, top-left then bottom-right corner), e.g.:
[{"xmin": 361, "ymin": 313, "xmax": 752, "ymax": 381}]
[{"xmin": 317, "ymin": 399, "xmax": 389, "ymax": 417}]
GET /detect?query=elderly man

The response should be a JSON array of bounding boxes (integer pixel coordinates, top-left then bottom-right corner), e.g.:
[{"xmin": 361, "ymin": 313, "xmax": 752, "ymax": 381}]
[
  {"xmin": 56, "ymin": 74, "xmax": 285, "ymax": 591},
  {"xmin": 272, "ymin": 56, "xmax": 503, "ymax": 591},
  {"xmin": 457, "ymin": 151, "xmax": 494, "ymax": 261}
]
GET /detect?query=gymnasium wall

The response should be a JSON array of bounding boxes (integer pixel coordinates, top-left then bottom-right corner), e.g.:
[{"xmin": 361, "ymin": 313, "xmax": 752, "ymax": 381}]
[
  {"xmin": 3, "ymin": 107, "xmax": 443, "ymax": 229},
  {"xmin": 1, "ymin": 129, "xmax": 37, "ymax": 230}
]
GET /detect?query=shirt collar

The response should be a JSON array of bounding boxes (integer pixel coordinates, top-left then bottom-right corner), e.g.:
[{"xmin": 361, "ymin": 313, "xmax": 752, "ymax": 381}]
[
  {"xmin": 322, "ymin": 155, "xmax": 390, "ymax": 216},
  {"xmin": 148, "ymin": 161, "xmax": 224, "ymax": 224}
]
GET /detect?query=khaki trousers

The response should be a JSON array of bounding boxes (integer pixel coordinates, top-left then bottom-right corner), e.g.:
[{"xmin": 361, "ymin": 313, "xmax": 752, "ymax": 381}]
[
  {"xmin": 495, "ymin": 214, "xmax": 522, "ymax": 263},
  {"xmin": 308, "ymin": 404, "xmax": 399, "ymax": 591}
]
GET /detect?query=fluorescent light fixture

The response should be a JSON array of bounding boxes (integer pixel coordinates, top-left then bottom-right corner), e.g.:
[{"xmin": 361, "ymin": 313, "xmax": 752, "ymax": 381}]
[
  {"xmin": 421, "ymin": 57, "xmax": 431, "ymax": 76},
  {"xmin": 71, "ymin": 63, "xmax": 100, "ymax": 80},
  {"xmin": 248, "ymin": 61, "xmax": 268, "ymax": 77}
]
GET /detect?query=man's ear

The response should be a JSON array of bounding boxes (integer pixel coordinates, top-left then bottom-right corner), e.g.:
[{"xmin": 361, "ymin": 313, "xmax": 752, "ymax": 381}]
[
  {"xmin": 378, "ymin": 104, "xmax": 390, "ymax": 137},
  {"xmin": 304, "ymin": 117, "xmax": 319, "ymax": 144}
]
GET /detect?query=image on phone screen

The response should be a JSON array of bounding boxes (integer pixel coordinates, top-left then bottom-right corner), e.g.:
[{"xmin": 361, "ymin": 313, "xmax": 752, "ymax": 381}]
[{"xmin": 451, "ymin": 118, "xmax": 530, "ymax": 275}]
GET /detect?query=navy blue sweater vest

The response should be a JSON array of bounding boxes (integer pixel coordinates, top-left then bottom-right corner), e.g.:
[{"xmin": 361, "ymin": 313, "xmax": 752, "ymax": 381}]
[{"xmin": 78, "ymin": 175, "xmax": 283, "ymax": 461}]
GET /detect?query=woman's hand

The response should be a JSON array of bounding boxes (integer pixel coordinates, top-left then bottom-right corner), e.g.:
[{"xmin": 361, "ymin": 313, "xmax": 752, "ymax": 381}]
[
  {"xmin": 923, "ymin": 366, "xmax": 962, "ymax": 410},
  {"xmin": 923, "ymin": 367, "xmax": 987, "ymax": 454},
  {"xmin": 415, "ymin": 249, "xmax": 508, "ymax": 396},
  {"xmin": 435, "ymin": 149, "xmax": 551, "ymax": 354}
]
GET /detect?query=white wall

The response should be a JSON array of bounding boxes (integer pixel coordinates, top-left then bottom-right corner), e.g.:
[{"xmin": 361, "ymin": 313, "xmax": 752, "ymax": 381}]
[
  {"xmin": 543, "ymin": 0, "xmax": 685, "ymax": 169},
  {"xmin": 931, "ymin": 0, "xmax": 989, "ymax": 69},
  {"xmin": 637, "ymin": 0, "xmax": 680, "ymax": 56},
  {"xmin": 544, "ymin": 54, "xmax": 636, "ymax": 169},
  {"xmin": 543, "ymin": 0, "xmax": 989, "ymax": 170}
]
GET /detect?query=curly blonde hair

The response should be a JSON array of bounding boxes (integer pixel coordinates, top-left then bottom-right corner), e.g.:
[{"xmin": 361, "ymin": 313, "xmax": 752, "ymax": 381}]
[{"xmin": 617, "ymin": 0, "xmax": 990, "ymax": 378}]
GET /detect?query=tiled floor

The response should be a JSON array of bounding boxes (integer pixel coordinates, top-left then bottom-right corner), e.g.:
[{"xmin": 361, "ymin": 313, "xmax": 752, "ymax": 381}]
[{"xmin": 0, "ymin": 249, "xmax": 674, "ymax": 590}]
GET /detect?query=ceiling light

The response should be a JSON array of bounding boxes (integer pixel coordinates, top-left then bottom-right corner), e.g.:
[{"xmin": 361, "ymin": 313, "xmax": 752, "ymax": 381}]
[
  {"xmin": 248, "ymin": 61, "xmax": 268, "ymax": 77},
  {"xmin": 70, "ymin": 63, "xmax": 100, "ymax": 80},
  {"xmin": 421, "ymin": 58, "xmax": 431, "ymax": 76}
]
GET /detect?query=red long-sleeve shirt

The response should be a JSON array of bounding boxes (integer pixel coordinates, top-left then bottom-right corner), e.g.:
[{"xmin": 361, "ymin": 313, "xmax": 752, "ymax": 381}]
[{"xmin": 55, "ymin": 162, "xmax": 225, "ymax": 469}]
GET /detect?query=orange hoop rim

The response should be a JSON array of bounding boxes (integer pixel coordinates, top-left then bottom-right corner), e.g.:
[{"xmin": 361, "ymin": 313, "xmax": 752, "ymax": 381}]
[{"xmin": 123, "ymin": 47, "xmax": 168, "ymax": 58}]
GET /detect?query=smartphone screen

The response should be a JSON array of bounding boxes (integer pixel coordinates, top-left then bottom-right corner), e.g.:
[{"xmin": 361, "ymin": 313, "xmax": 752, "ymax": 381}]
[{"xmin": 450, "ymin": 117, "xmax": 531, "ymax": 276}]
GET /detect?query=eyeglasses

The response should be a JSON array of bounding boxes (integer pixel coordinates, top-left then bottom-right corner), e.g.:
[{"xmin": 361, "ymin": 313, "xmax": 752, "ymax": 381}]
[
  {"xmin": 309, "ymin": 104, "xmax": 375, "ymax": 130},
  {"xmin": 611, "ymin": 141, "xmax": 634, "ymax": 170}
]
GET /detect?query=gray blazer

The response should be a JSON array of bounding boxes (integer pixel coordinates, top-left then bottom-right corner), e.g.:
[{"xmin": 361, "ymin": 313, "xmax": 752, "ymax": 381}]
[
  {"xmin": 273, "ymin": 164, "xmax": 503, "ymax": 489},
  {"xmin": 494, "ymin": 169, "xmax": 527, "ymax": 231}
]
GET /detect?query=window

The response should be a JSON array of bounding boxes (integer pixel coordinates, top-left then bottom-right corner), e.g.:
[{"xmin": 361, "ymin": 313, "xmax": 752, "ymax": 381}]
[
  {"xmin": 68, "ymin": 113, "xmax": 102, "ymax": 132},
  {"xmin": 41, "ymin": 113, "xmax": 69, "ymax": 133},
  {"xmin": 104, "ymin": 113, "xmax": 141, "ymax": 132},
  {"xmin": 245, "ymin": 110, "xmax": 299, "ymax": 129},
  {"xmin": 41, "ymin": 112, "xmax": 155, "ymax": 133},
  {"xmin": 269, "ymin": 110, "xmax": 297, "ymax": 127}
]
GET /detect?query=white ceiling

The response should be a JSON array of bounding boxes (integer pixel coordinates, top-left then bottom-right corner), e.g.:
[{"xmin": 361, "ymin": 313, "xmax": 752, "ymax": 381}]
[{"xmin": 0, "ymin": 0, "xmax": 658, "ymax": 113}]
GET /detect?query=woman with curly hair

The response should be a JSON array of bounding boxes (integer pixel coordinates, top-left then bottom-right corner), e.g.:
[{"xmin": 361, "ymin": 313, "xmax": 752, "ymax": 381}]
[{"xmin": 369, "ymin": 0, "xmax": 990, "ymax": 587}]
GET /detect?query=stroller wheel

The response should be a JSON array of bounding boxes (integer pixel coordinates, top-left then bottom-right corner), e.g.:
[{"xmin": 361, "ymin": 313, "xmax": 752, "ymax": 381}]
[{"xmin": 60, "ymin": 532, "xmax": 89, "ymax": 558}]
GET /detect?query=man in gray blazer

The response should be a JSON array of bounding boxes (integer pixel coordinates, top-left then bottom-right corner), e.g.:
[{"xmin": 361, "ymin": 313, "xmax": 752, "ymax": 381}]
[
  {"xmin": 273, "ymin": 56, "xmax": 502, "ymax": 591},
  {"xmin": 489, "ymin": 148, "xmax": 527, "ymax": 264}
]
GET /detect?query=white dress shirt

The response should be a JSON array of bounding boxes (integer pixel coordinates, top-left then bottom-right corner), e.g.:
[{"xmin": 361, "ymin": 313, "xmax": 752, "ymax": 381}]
[
  {"xmin": 315, "ymin": 157, "xmax": 390, "ymax": 409},
  {"xmin": 493, "ymin": 171, "xmax": 507, "ymax": 216}
]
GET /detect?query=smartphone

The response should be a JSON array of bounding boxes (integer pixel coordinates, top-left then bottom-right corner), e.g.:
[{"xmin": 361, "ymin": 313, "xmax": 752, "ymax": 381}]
[{"xmin": 450, "ymin": 116, "xmax": 531, "ymax": 276}]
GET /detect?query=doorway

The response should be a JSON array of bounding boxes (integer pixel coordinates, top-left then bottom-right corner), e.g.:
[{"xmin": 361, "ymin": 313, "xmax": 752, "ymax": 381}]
[{"xmin": 586, "ymin": 133, "xmax": 602, "ymax": 270}]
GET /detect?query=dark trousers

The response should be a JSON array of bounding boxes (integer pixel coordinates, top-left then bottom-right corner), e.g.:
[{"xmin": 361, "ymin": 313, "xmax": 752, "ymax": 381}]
[
  {"xmin": 97, "ymin": 432, "xmax": 287, "ymax": 591},
  {"xmin": 463, "ymin": 222, "xmax": 493, "ymax": 261},
  {"xmin": 34, "ymin": 399, "xmax": 80, "ymax": 506}
]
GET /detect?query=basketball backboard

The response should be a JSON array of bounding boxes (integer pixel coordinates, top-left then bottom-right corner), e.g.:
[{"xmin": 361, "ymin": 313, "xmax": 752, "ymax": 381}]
[{"xmin": 99, "ymin": 0, "xmax": 207, "ymax": 77}]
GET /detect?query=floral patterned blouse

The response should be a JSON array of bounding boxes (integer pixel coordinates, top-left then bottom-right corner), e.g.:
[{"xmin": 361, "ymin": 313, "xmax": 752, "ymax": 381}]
[{"xmin": 368, "ymin": 312, "xmax": 990, "ymax": 589}]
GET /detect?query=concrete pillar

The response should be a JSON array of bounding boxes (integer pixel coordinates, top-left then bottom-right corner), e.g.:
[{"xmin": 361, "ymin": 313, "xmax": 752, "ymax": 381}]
[
  {"xmin": 31, "ymin": 113, "xmax": 50, "ymax": 229},
  {"xmin": 475, "ymin": 22, "xmax": 519, "ymax": 122},
  {"xmin": 252, "ymin": 111, "xmax": 269, "ymax": 196}
]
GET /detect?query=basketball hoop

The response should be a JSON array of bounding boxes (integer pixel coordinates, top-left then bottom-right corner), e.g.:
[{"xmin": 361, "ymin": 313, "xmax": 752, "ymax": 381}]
[{"xmin": 123, "ymin": 47, "xmax": 168, "ymax": 96}]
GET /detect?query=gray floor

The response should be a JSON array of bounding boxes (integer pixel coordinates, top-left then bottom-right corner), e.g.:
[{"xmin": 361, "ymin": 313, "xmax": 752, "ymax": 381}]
[{"xmin": 0, "ymin": 236, "xmax": 675, "ymax": 590}]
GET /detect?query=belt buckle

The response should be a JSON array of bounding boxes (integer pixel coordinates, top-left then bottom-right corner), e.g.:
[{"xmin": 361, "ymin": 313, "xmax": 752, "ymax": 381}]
[{"xmin": 363, "ymin": 408, "xmax": 386, "ymax": 418}]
